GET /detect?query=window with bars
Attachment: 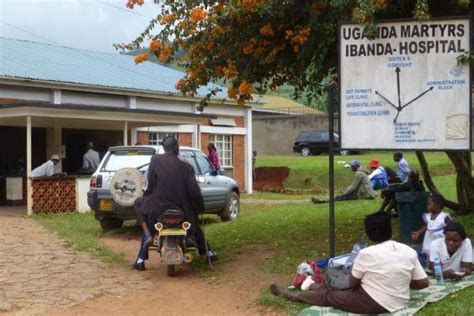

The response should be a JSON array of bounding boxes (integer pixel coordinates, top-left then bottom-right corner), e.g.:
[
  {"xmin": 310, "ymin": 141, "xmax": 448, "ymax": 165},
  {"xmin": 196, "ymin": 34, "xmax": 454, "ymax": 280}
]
[
  {"xmin": 148, "ymin": 132, "xmax": 177, "ymax": 145},
  {"xmin": 209, "ymin": 134, "xmax": 232, "ymax": 167}
]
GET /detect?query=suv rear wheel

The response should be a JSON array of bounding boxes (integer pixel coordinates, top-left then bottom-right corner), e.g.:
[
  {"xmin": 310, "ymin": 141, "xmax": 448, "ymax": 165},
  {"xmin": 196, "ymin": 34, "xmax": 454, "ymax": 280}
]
[
  {"xmin": 100, "ymin": 218, "xmax": 124, "ymax": 231},
  {"xmin": 220, "ymin": 192, "xmax": 240, "ymax": 221},
  {"xmin": 300, "ymin": 146, "xmax": 311, "ymax": 157}
]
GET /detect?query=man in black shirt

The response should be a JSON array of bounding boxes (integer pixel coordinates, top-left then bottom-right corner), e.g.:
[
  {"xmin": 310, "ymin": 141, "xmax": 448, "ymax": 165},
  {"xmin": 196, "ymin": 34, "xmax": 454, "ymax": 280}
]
[{"xmin": 132, "ymin": 137, "xmax": 216, "ymax": 271}]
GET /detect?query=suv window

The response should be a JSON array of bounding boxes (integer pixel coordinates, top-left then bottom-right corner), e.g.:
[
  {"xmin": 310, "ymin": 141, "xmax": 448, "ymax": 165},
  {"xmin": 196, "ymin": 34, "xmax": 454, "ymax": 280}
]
[
  {"xmin": 102, "ymin": 149, "xmax": 155, "ymax": 172},
  {"xmin": 179, "ymin": 150, "xmax": 200, "ymax": 175},
  {"xmin": 297, "ymin": 131, "xmax": 319, "ymax": 141},
  {"xmin": 195, "ymin": 152, "xmax": 214, "ymax": 175}
]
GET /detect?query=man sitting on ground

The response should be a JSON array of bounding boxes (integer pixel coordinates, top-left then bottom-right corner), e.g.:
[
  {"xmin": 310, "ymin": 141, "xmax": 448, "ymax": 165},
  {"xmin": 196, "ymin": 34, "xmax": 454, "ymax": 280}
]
[
  {"xmin": 368, "ymin": 158, "xmax": 388, "ymax": 190},
  {"xmin": 394, "ymin": 152, "xmax": 411, "ymax": 183},
  {"xmin": 270, "ymin": 211, "xmax": 429, "ymax": 314},
  {"xmin": 335, "ymin": 160, "xmax": 377, "ymax": 201}
]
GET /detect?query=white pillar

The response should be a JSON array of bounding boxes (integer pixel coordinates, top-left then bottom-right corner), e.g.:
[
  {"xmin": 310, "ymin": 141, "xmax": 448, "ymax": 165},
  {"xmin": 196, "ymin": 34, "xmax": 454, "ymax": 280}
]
[
  {"xmin": 244, "ymin": 107, "xmax": 253, "ymax": 193},
  {"xmin": 26, "ymin": 116, "xmax": 33, "ymax": 215},
  {"xmin": 131, "ymin": 127, "xmax": 138, "ymax": 145},
  {"xmin": 51, "ymin": 89, "xmax": 62, "ymax": 104},
  {"xmin": 193, "ymin": 124, "xmax": 201, "ymax": 149},
  {"xmin": 123, "ymin": 121, "xmax": 128, "ymax": 146},
  {"xmin": 54, "ymin": 121, "xmax": 62, "ymax": 173}
]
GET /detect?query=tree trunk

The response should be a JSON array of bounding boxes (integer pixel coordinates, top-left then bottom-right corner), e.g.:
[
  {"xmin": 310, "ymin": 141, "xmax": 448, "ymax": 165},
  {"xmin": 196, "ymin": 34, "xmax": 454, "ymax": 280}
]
[
  {"xmin": 415, "ymin": 151, "xmax": 460, "ymax": 212},
  {"xmin": 445, "ymin": 151, "xmax": 474, "ymax": 214}
]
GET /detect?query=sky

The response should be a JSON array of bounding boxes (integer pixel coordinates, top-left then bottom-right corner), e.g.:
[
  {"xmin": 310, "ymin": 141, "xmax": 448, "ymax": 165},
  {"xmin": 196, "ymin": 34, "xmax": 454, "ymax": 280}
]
[{"xmin": 0, "ymin": 0, "xmax": 160, "ymax": 53}]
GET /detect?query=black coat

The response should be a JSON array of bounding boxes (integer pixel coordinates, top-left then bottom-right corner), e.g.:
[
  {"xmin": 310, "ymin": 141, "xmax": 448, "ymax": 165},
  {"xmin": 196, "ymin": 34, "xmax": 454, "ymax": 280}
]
[{"xmin": 135, "ymin": 152, "xmax": 204, "ymax": 224}]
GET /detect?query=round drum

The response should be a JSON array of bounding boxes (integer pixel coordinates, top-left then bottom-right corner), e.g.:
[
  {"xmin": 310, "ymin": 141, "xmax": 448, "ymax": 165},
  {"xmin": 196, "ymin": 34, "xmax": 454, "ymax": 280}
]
[{"xmin": 110, "ymin": 167, "xmax": 144, "ymax": 207}]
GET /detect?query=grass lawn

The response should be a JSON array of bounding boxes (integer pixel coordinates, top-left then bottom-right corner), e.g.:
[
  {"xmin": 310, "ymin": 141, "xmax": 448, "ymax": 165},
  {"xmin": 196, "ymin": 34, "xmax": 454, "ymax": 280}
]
[
  {"xmin": 256, "ymin": 151, "xmax": 456, "ymax": 193},
  {"xmin": 34, "ymin": 173, "xmax": 473, "ymax": 315},
  {"xmin": 34, "ymin": 213, "xmax": 133, "ymax": 268}
]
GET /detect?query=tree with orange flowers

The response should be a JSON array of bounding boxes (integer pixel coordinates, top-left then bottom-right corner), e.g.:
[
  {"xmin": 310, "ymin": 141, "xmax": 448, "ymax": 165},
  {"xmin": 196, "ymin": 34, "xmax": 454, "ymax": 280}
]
[
  {"xmin": 122, "ymin": 0, "xmax": 474, "ymax": 214},
  {"xmin": 121, "ymin": 0, "xmax": 471, "ymax": 107}
]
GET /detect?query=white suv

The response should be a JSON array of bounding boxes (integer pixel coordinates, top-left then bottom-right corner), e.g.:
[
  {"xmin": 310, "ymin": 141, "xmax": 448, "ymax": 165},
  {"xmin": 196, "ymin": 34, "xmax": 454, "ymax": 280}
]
[{"xmin": 87, "ymin": 145, "xmax": 240, "ymax": 230}]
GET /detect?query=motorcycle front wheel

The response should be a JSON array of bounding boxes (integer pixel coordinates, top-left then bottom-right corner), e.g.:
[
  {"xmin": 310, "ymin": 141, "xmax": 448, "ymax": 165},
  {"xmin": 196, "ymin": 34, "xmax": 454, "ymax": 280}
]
[{"xmin": 167, "ymin": 264, "xmax": 176, "ymax": 277}]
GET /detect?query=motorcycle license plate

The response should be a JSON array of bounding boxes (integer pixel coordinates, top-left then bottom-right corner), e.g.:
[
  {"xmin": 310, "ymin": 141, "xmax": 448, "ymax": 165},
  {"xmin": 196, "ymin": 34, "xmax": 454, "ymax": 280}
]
[
  {"xmin": 160, "ymin": 228, "xmax": 187, "ymax": 236},
  {"xmin": 100, "ymin": 199, "xmax": 113, "ymax": 211}
]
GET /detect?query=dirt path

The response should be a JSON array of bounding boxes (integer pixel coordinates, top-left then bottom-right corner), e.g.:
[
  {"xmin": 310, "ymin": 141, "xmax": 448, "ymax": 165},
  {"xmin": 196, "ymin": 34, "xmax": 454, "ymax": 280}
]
[
  {"xmin": 43, "ymin": 237, "xmax": 286, "ymax": 316},
  {"xmin": 0, "ymin": 216, "xmax": 154, "ymax": 316}
]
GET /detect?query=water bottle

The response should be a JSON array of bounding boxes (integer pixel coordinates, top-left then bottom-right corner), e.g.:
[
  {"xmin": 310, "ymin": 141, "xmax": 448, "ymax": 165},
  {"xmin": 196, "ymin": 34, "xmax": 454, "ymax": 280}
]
[{"xmin": 433, "ymin": 256, "xmax": 444, "ymax": 285}]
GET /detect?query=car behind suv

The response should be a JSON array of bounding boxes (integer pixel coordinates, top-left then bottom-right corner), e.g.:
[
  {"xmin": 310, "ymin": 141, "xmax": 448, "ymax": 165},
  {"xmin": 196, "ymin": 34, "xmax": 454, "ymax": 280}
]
[
  {"xmin": 293, "ymin": 131, "xmax": 355, "ymax": 156},
  {"xmin": 87, "ymin": 145, "xmax": 240, "ymax": 230}
]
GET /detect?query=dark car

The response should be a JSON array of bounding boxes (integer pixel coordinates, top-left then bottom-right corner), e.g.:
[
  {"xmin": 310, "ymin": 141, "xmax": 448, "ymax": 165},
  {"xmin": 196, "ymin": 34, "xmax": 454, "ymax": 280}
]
[{"xmin": 293, "ymin": 131, "xmax": 356, "ymax": 156}]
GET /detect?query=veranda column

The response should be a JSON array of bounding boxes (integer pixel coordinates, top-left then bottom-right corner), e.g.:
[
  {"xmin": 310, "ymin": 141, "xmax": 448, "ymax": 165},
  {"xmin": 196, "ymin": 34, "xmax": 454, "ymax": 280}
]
[
  {"xmin": 123, "ymin": 121, "xmax": 128, "ymax": 146},
  {"xmin": 26, "ymin": 116, "xmax": 32, "ymax": 215},
  {"xmin": 244, "ymin": 107, "xmax": 253, "ymax": 193}
]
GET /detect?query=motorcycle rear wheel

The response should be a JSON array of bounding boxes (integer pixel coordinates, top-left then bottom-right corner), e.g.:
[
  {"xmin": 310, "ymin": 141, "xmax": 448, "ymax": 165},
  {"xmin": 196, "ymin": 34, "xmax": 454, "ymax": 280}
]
[{"xmin": 167, "ymin": 264, "xmax": 176, "ymax": 277}]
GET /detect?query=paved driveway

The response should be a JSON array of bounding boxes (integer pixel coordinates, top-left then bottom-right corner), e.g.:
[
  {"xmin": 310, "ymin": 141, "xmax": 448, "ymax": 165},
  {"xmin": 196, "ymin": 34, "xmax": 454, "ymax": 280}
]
[{"xmin": 0, "ymin": 215, "xmax": 152, "ymax": 315}]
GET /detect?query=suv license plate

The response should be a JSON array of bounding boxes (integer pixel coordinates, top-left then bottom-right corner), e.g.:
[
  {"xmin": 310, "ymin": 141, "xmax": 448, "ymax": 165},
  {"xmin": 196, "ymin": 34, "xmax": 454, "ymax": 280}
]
[{"xmin": 100, "ymin": 199, "xmax": 113, "ymax": 211}]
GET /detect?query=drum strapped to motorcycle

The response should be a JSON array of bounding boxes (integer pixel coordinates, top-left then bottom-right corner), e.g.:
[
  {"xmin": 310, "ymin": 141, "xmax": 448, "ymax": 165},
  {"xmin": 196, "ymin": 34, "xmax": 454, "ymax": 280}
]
[{"xmin": 110, "ymin": 167, "xmax": 144, "ymax": 207}]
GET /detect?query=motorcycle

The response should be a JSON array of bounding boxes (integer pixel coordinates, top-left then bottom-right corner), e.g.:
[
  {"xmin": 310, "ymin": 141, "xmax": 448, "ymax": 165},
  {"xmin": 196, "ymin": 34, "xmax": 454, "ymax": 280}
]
[{"xmin": 151, "ymin": 208, "xmax": 197, "ymax": 277}]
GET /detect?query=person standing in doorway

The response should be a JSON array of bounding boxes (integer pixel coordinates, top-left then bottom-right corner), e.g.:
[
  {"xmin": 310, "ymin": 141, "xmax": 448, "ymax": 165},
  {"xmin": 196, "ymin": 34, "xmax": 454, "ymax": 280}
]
[
  {"xmin": 393, "ymin": 152, "xmax": 410, "ymax": 183},
  {"xmin": 81, "ymin": 141, "xmax": 100, "ymax": 174},
  {"xmin": 207, "ymin": 143, "xmax": 220, "ymax": 170}
]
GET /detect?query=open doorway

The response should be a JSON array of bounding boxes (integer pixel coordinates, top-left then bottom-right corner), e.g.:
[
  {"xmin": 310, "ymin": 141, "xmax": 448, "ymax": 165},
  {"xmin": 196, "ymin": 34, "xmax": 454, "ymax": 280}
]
[{"xmin": 62, "ymin": 129, "xmax": 122, "ymax": 173}]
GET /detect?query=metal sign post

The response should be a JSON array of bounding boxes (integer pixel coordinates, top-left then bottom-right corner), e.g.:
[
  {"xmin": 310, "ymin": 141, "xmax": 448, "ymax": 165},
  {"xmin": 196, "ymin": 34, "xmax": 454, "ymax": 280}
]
[{"xmin": 328, "ymin": 83, "xmax": 335, "ymax": 258}]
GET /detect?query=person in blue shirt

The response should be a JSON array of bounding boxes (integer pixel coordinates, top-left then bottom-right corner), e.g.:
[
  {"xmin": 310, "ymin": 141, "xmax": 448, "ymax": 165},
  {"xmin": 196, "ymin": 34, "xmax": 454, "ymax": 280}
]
[
  {"xmin": 393, "ymin": 152, "xmax": 410, "ymax": 183},
  {"xmin": 368, "ymin": 158, "xmax": 388, "ymax": 190}
]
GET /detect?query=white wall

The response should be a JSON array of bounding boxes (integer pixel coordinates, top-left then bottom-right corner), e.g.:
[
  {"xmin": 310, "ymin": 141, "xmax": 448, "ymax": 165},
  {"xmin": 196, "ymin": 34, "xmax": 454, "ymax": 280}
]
[
  {"xmin": 76, "ymin": 178, "xmax": 91, "ymax": 213},
  {"xmin": 62, "ymin": 91, "xmax": 127, "ymax": 107},
  {"xmin": 0, "ymin": 84, "xmax": 50, "ymax": 101}
]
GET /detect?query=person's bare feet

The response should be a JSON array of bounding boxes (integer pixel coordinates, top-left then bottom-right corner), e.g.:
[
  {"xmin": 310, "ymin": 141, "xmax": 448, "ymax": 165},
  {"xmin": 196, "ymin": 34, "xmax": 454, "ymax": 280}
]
[
  {"xmin": 269, "ymin": 284, "xmax": 283, "ymax": 296},
  {"xmin": 269, "ymin": 284, "xmax": 297, "ymax": 301}
]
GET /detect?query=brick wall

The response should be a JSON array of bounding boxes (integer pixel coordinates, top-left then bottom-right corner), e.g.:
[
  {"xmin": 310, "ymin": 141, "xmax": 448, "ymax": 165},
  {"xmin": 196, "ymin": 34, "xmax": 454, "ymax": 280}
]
[
  {"xmin": 232, "ymin": 135, "xmax": 245, "ymax": 190},
  {"xmin": 0, "ymin": 98, "xmax": 25, "ymax": 104},
  {"xmin": 32, "ymin": 177, "xmax": 76, "ymax": 214},
  {"xmin": 178, "ymin": 133, "xmax": 192, "ymax": 146},
  {"xmin": 200, "ymin": 133, "xmax": 209, "ymax": 152},
  {"xmin": 137, "ymin": 131, "xmax": 149, "ymax": 145}
]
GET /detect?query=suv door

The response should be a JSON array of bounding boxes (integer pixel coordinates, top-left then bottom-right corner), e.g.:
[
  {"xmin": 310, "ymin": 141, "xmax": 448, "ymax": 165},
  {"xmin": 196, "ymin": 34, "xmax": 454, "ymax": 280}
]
[
  {"xmin": 180, "ymin": 150, "xmax": 227, "ymax": 211},
  {"xmin": 319, "ymin": 132, "xmax": 330, "ymax": 153},
  {"xmin": 194, "ymin": 151, "xmax": 228, "ymax": 210}
]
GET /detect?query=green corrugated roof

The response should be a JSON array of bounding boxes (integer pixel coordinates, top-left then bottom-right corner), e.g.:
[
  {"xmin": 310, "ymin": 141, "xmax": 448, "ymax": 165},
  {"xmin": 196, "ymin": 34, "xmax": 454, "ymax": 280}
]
[{"xmin": 0, "ymin": 37, "xmax": 225, "ymax": 98}]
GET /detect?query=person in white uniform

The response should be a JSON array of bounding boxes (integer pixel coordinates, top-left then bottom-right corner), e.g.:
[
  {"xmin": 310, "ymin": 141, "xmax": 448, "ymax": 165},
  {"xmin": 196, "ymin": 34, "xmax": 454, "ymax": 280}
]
[
  {"xmin": 430, "ymin": 222, "xmax": 472, "ymax": 281},
  {"xmin": 270, "ymin": 212, "xmax": 429, "ymax": 314},
  {"xmin": 31, "ymin": 154, "xmax": 60, "ymax": 178}
]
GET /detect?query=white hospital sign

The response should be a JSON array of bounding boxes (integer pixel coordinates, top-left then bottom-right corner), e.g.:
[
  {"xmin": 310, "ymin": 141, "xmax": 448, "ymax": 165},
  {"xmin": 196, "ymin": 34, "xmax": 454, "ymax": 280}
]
[{"xmin": 339, "ymin": 18, "xmax": 471, "ymax": 150}]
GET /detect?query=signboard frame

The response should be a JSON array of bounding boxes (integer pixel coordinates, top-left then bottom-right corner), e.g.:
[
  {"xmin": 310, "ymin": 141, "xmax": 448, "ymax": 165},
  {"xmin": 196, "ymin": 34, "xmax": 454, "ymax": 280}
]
[{"xmin": 338, "ymin": 16, "xmax": 472, "ymax": 152}]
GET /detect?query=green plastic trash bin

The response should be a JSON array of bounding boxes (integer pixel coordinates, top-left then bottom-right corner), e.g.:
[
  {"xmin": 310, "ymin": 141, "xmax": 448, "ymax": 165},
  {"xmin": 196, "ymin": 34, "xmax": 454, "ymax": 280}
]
[{"xmin": 395, "ymin": 191, "xmax": 430, "ymax": 244}]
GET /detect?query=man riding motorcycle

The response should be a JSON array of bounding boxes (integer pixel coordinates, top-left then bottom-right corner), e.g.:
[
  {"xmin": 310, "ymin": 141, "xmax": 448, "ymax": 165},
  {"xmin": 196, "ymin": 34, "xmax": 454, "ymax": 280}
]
[{"xmin": 132, "ymin": 137, "xmax": 217, "ymax": 271}]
